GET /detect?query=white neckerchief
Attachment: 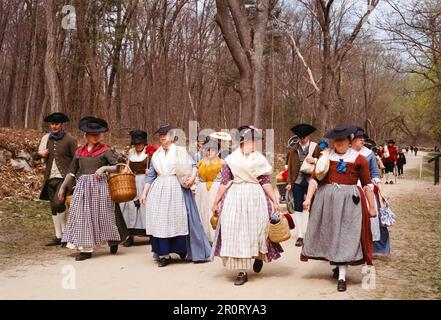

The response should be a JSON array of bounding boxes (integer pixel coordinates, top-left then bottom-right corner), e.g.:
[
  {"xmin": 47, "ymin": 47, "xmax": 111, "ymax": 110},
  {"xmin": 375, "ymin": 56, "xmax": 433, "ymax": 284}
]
[
  {"xmin": 225, "ymin": 147, "xmax": 272, "ymax": 184},
  {"xmin": 128, "ymin": 146, "xmax": 148, "ymax": 162},
  {"xmin": 330, "ymin": 148, "xmax": 359, "ymax": 163},
  {"xmin": 151, "ymin": 143, "xmax": 177, "ymax": 175},
  {"xmin": 357, "ymin": 146, "xmax": 372, "ymax": 158},
  {"xmin": 299, "ymin": 141, "xmax": 310, "ymax": 152}
]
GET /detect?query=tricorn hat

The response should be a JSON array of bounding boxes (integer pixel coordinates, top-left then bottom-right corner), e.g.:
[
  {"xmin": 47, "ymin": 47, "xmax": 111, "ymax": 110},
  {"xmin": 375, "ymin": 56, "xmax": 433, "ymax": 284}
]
[
  {"xmin": 353, "ymin": 127, "xmax": 369, "ymax": 140},
  {"xmin": 238, "ymin": 125, "xmax": 263, "ymax": 143},
  {"xmin": 201, "ymin": 139, "xmax": 220, "ymax": 151},
  {"xmin": 290, "ymin": 124, "xmax": 316, "ymax": 138},
  {"xmin": 388, "ymin": 139, "xmax": 395, "ymax": 144},
  {"xmin": 44, "ymin": 112, "xmax": 70, "ymax": 123},
  {"xmin": 364, "ymin": 139, "xmax": 376, "ymax": 150},
  {"xmin": 130, "ymin": 130, "xmax": 148, "ymax": 145},
  {"xmin": 154, "ymin": 123, "xmax": 176, "ymax": 135},
  {"xmin": 324, "ymin": 124, "xmax": 358, "ymax": 140},
  {"xmin": 79, "ymin": 117, "xmax": 109, "ymax": 133}
]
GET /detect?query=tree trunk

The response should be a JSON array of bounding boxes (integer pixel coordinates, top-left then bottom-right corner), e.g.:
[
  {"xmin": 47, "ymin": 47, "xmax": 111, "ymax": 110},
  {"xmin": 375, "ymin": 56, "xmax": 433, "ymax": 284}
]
[{"xmin": 44, "ymin": 0, "xmax": 64, "ymax": 113}]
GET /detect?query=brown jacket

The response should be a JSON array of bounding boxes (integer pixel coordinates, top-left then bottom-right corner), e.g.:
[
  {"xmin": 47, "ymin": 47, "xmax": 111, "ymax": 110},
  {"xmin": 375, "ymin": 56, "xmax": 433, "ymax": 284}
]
[
  {"xmin": 287, "ymin": 142, "xmax": 321, "ymax": 185},
  {"xmin": 39, "ymin": 133, "xmax": 77, "ymax": 200}
]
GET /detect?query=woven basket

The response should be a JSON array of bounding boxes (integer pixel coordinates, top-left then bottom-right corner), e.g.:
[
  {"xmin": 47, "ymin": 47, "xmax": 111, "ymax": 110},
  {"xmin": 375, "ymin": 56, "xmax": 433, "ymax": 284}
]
[
  {"xmin": 268, "ymin": 215, "xmax": 291, "ymax": 243},
  {"xmin": 108, "ymin": 163, "xmax": 137, "ymax": 203}
]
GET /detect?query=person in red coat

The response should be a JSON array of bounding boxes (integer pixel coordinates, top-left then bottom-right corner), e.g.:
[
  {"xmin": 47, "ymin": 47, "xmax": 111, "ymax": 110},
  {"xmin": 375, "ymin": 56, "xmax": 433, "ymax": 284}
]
[{"xmin": 379, "ymin": 139, "xmax": 398, "ymax": 184}]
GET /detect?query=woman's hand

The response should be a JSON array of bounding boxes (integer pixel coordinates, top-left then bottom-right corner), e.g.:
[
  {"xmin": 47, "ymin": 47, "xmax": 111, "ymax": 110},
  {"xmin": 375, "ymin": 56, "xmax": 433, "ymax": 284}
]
[
  {"xmin": 38, "ymin": 149, "xmax": 49, "ymax": 158},
  {"xmin": 184, "ymin": 176, "xmax": 195, "ymax": 188},
  {"xmin": 305, "ymin": 157, "xmax": 316, "ymax": 164},
  {"xmin": 303, "ymin": 198, "xmax": 312, "ymax": 211},
  {"xmin": 212, "ymin": 202, "xmax": 220, "ymax": 217},
  {"xmin": 369, "ymin": 206, "xmax": 377, "ymax": 218},
  {"xmin": 285, "ymin": 184, "xmax": 292, "ymax": 191},
  {"xmin": 95, "ymin": 167, "xmax": 106, "ymax": 178},
  {"xmin": 273, "ymin": 202, "xmax": 281, "ymax": 213},
  {"xmin": 140, "ymin": 193, "xmax": 147, "ymax": 206}
]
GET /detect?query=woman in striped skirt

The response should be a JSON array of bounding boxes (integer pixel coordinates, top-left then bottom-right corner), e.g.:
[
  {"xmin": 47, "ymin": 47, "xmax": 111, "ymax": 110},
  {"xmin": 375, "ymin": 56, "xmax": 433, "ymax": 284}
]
[
  {"xmin": 211, "ymin": 125, "xmax": 283, "ymax": 286},
  {"xmin": 58, "ymin": 117, "xmax": 129, "ymax": 261}
]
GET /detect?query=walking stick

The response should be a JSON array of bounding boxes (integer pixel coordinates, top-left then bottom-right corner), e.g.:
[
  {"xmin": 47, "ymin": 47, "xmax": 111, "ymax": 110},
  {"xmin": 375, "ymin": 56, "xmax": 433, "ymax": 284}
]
[{"xmin": 394, "ymin": 164, "xmax": 398, "ymax": 184}]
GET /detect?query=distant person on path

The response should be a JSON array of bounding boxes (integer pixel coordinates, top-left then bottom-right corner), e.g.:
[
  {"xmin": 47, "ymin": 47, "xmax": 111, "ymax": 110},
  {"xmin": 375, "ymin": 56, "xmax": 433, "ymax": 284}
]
[
  {"xmin": 379, "ymin": 140, "xmax": 398, "ymax": 184},
  {"xmin": 414, "ymin": 146, "xmax": 419, "ymax": 156},
  {"xmin": 38, "ymin": 112, "xmax": 77, "ymax": 247},
  {"xmin": 397, "ymin": 149, "xmax": 406, "ymax": 176}
]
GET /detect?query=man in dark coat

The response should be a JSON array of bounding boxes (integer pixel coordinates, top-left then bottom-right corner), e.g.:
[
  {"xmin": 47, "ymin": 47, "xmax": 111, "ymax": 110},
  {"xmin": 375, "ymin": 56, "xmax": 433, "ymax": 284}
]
[
  {"xmin": 38, "ymin": 112, "xmax": 77, "ymax": 246},
  {"xmin": 286, "ymin": 124, "xmax": 321, "ymax": 247}
]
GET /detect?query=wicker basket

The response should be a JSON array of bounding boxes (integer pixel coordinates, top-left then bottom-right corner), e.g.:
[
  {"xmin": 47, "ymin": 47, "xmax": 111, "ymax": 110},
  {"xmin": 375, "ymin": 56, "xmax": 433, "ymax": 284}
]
[
  {"xmin": 268, "ymin": 215, "xmax": 291, "ymax": 243},
  {"xmin": 108, "ymin": 163, "xmax": 137, "ymax": 203}
]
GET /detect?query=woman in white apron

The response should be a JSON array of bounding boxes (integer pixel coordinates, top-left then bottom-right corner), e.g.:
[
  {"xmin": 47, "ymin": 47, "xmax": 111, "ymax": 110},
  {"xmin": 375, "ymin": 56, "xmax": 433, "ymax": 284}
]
[{"xmin": 211, "ymin": 125, "xmax": 282, "ymax": 286}]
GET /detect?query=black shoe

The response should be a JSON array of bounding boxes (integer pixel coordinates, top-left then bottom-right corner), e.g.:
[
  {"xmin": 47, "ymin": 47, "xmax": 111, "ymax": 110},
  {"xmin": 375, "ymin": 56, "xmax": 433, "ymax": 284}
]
[
  {"xmin": 253, "ymin": 259, "xmax": 263, "ymax": 273},
  {"xmin": 75, "ymin": 252, "xmax": 92, "ymax": 261},
  {"xmin": 60, "ymin": 242, "xmax": 67, "ymax": 248},
  {"xmin": 332, "ymin": 267, "xmax": 339, "ymax": 279},
  {"xmin": 110, "ymin": 245, "xmax": 118, "ymax": 254},
  {"xmin": 385, "ymin": 181, "xmax": 389, "ymax": 184},
  {"xmin": 158, "ymin": 257, "xmax": 171, "ymax": 267},
  {"xmin": 389, "ymin": 181, "xmax": 394, "ymax": 184},
  {"xmin": 295, "ymin": 237, "xmax": 304, "ymax": 247},
  {"xmin": 234, "ymin": 272, "xmax": 248, "ymax": 285},
  {"xmin": 337, "ymin": 279, "xmax": 347, "ymax": 292},
  {"xmin": 45, "ymin": 238, "xmax": 61, "ymax": 246},
  {"xmin": 123, "ymin": 237, "xmax": 134, "ymax": 247}
]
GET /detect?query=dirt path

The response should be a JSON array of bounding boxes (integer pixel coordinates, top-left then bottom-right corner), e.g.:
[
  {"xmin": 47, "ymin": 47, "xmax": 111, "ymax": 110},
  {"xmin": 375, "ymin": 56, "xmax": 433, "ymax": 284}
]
[{"xmin": 0, "ymin": 151, "xmax": 436, "ymax": 299}]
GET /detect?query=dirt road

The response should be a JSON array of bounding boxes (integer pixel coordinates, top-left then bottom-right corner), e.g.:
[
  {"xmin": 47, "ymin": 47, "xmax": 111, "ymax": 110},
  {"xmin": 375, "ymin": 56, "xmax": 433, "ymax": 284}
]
[{"xmin": 0, "ymin": 151, "xmax": 435, "ymax": 299}]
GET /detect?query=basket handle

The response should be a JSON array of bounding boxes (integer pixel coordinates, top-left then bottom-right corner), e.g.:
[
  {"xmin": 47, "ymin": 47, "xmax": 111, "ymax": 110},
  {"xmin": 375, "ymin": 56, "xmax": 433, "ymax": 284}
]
[{"xmin": 115, "ymin": 163, "xmax": 134, "ymax": 175}]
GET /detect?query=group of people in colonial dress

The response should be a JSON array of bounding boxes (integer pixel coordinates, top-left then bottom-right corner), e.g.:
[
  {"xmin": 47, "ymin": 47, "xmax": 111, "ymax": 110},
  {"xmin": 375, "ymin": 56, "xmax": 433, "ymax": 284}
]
[{"xmin": 38, "ymin": 112, "xmax": 394, "ymax": 291}]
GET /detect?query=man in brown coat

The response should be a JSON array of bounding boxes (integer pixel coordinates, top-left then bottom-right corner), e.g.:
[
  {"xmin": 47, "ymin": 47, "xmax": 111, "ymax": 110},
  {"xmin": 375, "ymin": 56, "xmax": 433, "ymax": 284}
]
[
  {"xmin": 38, "ymin": 113, "xmax": 77, "ymax": 246},
  {"xmin": 286, "ymin": 124, "xmax": 321, "ymax": 246}
]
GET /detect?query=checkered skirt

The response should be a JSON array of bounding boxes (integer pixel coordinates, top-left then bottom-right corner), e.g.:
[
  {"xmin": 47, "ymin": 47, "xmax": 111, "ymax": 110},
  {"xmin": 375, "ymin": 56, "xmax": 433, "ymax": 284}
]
[{"xmin": 62, "ymin": 174, "xmax": 121, "ymax": 249}]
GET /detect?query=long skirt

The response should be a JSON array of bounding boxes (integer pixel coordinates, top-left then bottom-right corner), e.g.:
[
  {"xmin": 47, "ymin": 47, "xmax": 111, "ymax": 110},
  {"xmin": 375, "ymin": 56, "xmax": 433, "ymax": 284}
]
[
  {"xmin": 195, "ymin": 181, "xmax": 220, "ymax": 242},
  {"xmin": 301, "ymin": 183, "xmax": 373, "ymax": 265},
  {"xmin": 183, "ymin": 188, "xmax": 212, "ymax": 262},
  {"xmin": 62, "ymin": 175, "xmax": 121, "ymax": 252},
  {"xmin": 211, "ymin": 182, "xmax": 278, "ymax": 270},
  {"xmin": 119, "ymin": 174, "xmax": 146, "ymax": 236}
]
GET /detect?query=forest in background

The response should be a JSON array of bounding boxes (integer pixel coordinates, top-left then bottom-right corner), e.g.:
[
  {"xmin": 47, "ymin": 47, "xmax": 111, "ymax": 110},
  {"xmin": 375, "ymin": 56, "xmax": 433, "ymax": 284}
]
[{"xmin": 0, "ymin": 0, "xmax": 440, "ymax": 152}]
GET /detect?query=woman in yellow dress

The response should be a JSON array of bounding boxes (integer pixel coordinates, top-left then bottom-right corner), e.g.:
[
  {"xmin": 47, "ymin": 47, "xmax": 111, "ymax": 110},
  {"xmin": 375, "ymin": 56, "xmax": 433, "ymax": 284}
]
[{"xmin": 195, "ymin": 140, "xmax": 223, "ymax": 243}]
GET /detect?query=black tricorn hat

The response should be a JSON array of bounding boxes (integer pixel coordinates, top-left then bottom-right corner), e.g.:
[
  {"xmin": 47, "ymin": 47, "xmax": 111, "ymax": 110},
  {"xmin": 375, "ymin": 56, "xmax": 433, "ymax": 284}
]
[
  {"xmin": 154, "ymin": 123, "xmax": 176, "ymax": 135},
  {"xmin": 201, "ymin": 139, "xmax": 220, "ymax": 151},
  {"xmin": 130, "ymin": 130, "xmax": 148, "ymax": 145},
  {"xmin": 44, "ymin": 112, "xmax": 70, "ymax": 123},
  {"xmin": 324, "ymin": 124, "xmax": 358, "ymax": 140},
  {"xmin": 238, "ymin": 125, "xmax": 264, "ymax": 143},
  {"xmin": 364, "ymin": 139, "xmax": 376, "ymax": 150},
  {"xmin": 388, "ymin": 139, "xmax": 395, "ymax": 144},
  {"xmin": 290, "ymin": 124, "xmax": 316, "ymax": 138},
  {"xmin": 79, "ymin": 117, "xmax": 109, "ymax": 133},
  {"xmin": 353, "ymin": 127, "xmax": 369, "ymax": 140}
]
